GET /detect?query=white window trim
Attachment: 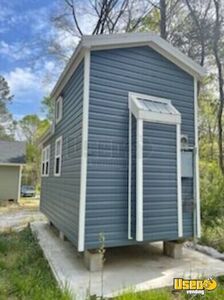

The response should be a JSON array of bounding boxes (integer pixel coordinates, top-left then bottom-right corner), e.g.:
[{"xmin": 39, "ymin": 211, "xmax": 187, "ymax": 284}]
[
  {"xmin": 128, "ymin": 92, "xmax": 183, "ymax": 241},
  {"xmin": 55, "ymin": 96, "xmax": 63, "ymax": 124},
  {"xmin": 54, "ymin": 136, "xmax": 62, "ymax": 177},
  {"xmin": 41, "ymin": 145, "xmax": 50, "ymax": 177}
]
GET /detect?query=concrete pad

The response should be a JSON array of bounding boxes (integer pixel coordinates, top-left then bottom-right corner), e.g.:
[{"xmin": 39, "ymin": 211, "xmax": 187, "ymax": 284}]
[{"xmin": 31, "ymin": 222, "xmax": 224, "ymax": 299}]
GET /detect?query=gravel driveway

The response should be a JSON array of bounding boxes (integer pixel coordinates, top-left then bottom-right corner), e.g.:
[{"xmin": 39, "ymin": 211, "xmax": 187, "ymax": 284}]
[{"xmin": 0, "ymin": 208, "xmax": 46, "ymax": 233}]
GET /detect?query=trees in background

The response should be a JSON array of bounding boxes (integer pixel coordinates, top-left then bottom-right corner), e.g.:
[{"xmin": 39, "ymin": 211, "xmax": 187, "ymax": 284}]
[
  {"xmin": 212, "ymin": 0, "xmax": 224, "ymax": 174},
  {"xmin": 41, "ymin": 96, "xmax": 54, "ymax": 122},
  {"xmin": 18, "ymin": 115, "xmax": 50, "ymax": 188},
  {"xmin": 3, "ymin": 0, "xmax": 222, "ymax": 222},
  {"xmin": 44, "ymin": 0, "xmax": 224, "ymax": 233},
  {"xmin": 0, "ymin": 75, "xmax": 16, "ymax": 141}
]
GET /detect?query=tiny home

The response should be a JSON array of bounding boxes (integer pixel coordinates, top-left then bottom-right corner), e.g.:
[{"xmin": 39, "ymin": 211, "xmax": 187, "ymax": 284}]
[
  {"xmin": 40, "ymin": 33, "xmax": 205, "ymax": 253},
  {"xmin": 0, "ymin": 141, "xmax": 25, "ymax": 202}
]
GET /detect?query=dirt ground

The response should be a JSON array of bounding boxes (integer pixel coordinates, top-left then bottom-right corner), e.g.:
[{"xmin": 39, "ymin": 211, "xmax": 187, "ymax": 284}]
[
  {"xmin": 0, "ymin": 196, "xmax": 40, "ymax": 213},
  {"xmin": 0, "ymin": 197, "xmax": 46, "ymax": 233}
]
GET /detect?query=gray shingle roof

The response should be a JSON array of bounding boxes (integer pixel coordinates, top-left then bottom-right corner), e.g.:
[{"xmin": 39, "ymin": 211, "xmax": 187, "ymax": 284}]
[{"xmin": 0, "ymin": 141, "xmax": 26, "ymax": 164}]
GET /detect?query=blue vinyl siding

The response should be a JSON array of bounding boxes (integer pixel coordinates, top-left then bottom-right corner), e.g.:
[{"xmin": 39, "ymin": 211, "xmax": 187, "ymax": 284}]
[
  {"xmin": 143, "ymin": 122, "xmax": 178, "ymax": 240},
  {"xmin": 40, "ymin": 60, "xmax": 84, "ymax": 247},
  {"xmin": 85, "ymin": 46, "xmax": 194, "ymax": 249}
]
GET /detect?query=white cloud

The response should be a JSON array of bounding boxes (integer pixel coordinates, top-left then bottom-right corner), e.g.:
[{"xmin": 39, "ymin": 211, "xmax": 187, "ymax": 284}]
[
  {"xmin": 13, "ymin": 113, "xmax": 26, "ymax": 121},
  {"xmin": 4, "ymin": 59, "xmax": 59, "ymax": 105},
  {"xmin": 0, "ymin": 41, "xmax": 32, "ymax": 61},
  {"xmin": 5, "ymin": 67, "xmax": 40, "ymax": 101}
]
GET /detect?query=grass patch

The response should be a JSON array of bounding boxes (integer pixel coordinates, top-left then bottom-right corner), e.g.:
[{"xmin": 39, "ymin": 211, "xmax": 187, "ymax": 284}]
[
  {"xmin": 0, "ymin": 227, "xmax": 223, "ymax": 300},
  {"xmin": 0, "ymin": 197, "xmax": 40, "ymax": 214},
  {"xmin": 116, "ymin": 281, "xmax": 224, "ymax": 300},
  {"xmin": 200, "ymin": 223, "xmax": 224, "ymax": 253},
  {"xmin": 0, "ymin": 227, "xmax": 72, "ymax": 300}
]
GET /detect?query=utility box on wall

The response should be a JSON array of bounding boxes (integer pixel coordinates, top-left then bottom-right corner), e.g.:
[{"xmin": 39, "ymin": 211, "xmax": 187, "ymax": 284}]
[{"xmin": 181, "ymin": 151, "xmax": 193, "ymax": 178}]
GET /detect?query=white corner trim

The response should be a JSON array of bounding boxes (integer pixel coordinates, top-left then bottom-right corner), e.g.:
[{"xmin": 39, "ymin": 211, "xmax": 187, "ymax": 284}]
[
  {"xmin": 176, "ymin": 123, "xmax": 183, "ymax": 237},
  {"xmin": 128, "ymin": 109, "xmax": 133, "ymax": 240},
  {"xmin": 136, "ymin": 118, "xmax": 143, "ymax": 242},
  {"xmin": 17, "ymin": 165, "xmax": 23, "ymax": 201},
  {"xmin": 78, "ymin": 49, "xmax": 90, "ymax": 252},
  {"xmin": 194, "ymin": 78, "xmax": 201, "ymax": 238}
]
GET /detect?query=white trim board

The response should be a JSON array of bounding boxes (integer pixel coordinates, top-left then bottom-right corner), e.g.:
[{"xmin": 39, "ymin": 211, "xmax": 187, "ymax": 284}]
[
  {"xmin": 194, "ymin": 78, "xmax": 201, "ymax": 238},
  {"xmin": 0, "ymin": 163, "xmax": 25, "ymax": 167},
  {"xmin": 78, "ymin": 49, "xmax": 90, "ymax": 252},
  {"xmin": 136, "ymin": 118, "xmax": 143, "ymax": 241},
  {"xmin": 50, "ymin": 33, "xmax": 206, "ymax": 101},
  {"xmin": 17, "ymin": 165, "xmax": 23, "ymax": 201},
  {"xmin": 128, "ymin": 109, "xmax": 133, "ymax": 240},
  {"xmin": 176, "ymin": 123, "xmax": 183, "ymax": 237}
]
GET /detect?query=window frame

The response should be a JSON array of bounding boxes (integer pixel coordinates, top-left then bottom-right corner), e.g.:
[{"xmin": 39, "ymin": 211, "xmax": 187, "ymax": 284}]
[
  {"xmin": 55, "ymin": 96, "xmax": 63, "ymax": 124},
  {"xmin": 54, "ymin": 136, "xmax": 62, "ymax": 177},
  {"xmin": 41, "ymin": 145, "xmax": 50, "ymax": 177}
]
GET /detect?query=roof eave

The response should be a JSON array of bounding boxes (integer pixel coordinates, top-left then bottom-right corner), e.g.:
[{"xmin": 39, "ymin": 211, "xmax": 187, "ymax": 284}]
[{"xmin": 50, "ymin": 33, "xmax": 206, "ymax": 100}]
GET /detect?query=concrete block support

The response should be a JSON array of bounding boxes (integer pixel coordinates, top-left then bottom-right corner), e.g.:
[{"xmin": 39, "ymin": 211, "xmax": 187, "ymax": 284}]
[
  {"xmin": 84, "ymin": 250, "xmax": 103, "ymax": 272},
  {"xmin": 163, "ymin": 241, "xmax": 183, "ymax": 259},
  {"xmin": 59, "ymin": 231, "xmax": 65, "ymax": 241}
]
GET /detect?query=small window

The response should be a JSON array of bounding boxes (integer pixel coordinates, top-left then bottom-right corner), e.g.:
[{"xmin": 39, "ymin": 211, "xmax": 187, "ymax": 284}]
[
  {"xmin": 55, "ymin": 96, "xmax": 63, "ymax": 124},
  {"xmin": 54, "ymin": 136, "xmax": 62, "ymax": 176},
  {"xmin": 41, "ymin": 145, "xmax": 50, "ymax": 177}
]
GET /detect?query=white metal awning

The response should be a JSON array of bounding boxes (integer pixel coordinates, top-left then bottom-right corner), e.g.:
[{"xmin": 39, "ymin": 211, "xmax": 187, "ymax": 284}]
[{"xmin": 129, "ymin": 93, "xmax": 181, "ymax": 124}]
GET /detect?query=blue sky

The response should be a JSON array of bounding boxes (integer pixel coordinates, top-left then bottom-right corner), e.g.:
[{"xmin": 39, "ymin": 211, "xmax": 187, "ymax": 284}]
[{"xmin": 0, "ymin": 0, "xmax": 71, "ymax": 121}]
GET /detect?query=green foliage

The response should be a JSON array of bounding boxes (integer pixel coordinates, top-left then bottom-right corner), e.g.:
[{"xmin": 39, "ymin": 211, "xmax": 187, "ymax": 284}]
[
  {"xmin": 116, "ymin": 283, "xmax": 224, "ymax": 300},
  {"xmin": 200, "ymin": 161, "xmax": 224, "ymax": 227},
  {"xmin": 41, "ymin": 96, "xmax": 55, "ymax": 121},
  {"xmin": 140, "ymin": 8, "xmax": 160, "ymax": 33},
  {"xmin": 0, "ymin": 227, "xmax": 72, "ymax": 300},
  {"xmin": 0, "ymin": 75, "xmax": 15, "ymax": 141},
  {"xmin": 19, "ymin": 115, "xmax": 50, "ymax": 187},
  {"xmin": 201, "ymin": 224, "xmax": 224, "ymax": 253},
  {"xmin": 19, "ymin": 115, "xmax": 43, "ymax": 143},
  {"xmin": 198, "ymin": 89, "xmax": 218, "ymax": 162},
  {"xmin": 117, "ymin": 288, "xmax": 172, "ymax": 300},
  {"xmin": 200, "ymin": 158, "xmax": 224, "ymax": 253},
  {"xmin": 0, "ymin": 75, "xmax": 13, "ymax": 103}
]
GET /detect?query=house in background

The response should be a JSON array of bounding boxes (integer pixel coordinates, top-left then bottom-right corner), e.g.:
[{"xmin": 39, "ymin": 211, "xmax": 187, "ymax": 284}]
[
  {"xmin": 0, "ymin": 141, "xmax": 26, "ymax": 202},
  {"xmin": 40, "ymin": 33, "xmax": 206, "ymax": 264}
]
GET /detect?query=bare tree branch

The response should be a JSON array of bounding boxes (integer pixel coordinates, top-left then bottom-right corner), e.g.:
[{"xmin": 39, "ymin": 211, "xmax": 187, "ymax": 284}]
[
  {"xmin": 64, "ymin": 0, "xmax": 83, "ymax": 36},
  {"xmin": 213, "ymin": 0, "xmax": 224, "ymax": 174}
]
